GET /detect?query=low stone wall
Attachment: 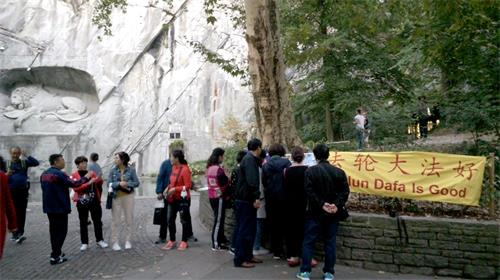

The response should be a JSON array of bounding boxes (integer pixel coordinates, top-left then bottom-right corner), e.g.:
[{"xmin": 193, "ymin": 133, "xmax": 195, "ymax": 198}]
[
  {"xmin": 336, "ymin": 214, "xmax": 499, "ymax": 279},
  {"xmin": 199, "ymin": 190, "xmax": 500, "ymax": 279}
]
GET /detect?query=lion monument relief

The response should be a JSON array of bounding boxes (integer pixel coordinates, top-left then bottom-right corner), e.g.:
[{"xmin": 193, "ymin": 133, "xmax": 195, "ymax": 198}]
[{"xmin": 2, "ymin": 85, "xmax": 90, "ymax": 130}]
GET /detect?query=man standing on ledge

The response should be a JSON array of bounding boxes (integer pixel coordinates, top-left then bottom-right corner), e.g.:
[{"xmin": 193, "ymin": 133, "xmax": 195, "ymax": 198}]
[
  {"xmin": 297, "ymin": 144, "xmax": 350, "ymax": 280},
  {"xmin": 6, "ymin": 146, "xmax": 39, "ymax": 244},
  {"xmin": 353, "ymin": 108, "xmax": 365, "ymax": 151},
  {"xmin": 40, "ymin": 154, "xmax": 94, "ymax": 265},
  {"xmin": 234, "ymin": 138, "xmax": 264, "ymax": 268}
]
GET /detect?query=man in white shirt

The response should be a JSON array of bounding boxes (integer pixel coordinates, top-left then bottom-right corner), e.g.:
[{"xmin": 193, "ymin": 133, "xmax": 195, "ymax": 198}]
[{"xmin": 353, "ymin": 109, "xmax": 365, "ymax": 151}]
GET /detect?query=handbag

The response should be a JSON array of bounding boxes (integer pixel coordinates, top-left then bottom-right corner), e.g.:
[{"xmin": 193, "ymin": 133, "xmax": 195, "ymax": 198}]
[
  {"xmin": 153, "ymin": 200, "xmax": 165, "ymax": 225},
  {"xmin": 78, "ymin": 183, "xmax": 96, "ymax": 206},
  {"xmin": 106, "ymin": 192, "xmax": 113, "ymax": 209},
  {"xmin": 105, "ymin": 184, "xmax": 113, "ymax": 209},
  {"xmin": 119, "ymin": 169, "xmax": 133, "ymax": 194}
]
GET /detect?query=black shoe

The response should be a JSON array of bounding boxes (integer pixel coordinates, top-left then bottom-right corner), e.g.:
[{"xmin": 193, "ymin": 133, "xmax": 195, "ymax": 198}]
[
  {"xmin": 50, "ymin": 255, "xmax": 68, "ymax": 265},
  {"xmin": 154, "ymin": 238, "xmax": 166, "ymax": 244},
  {"xmin": 211, "ymin": 244, "xmax": 229, "ymax": 251},
  {"xmin": 15, "ymin": 235, "xmax": 26, "ymax": 244},
  {"xmin": 187, "ymin": 235, "xmax": 198, "ymax": 242}
]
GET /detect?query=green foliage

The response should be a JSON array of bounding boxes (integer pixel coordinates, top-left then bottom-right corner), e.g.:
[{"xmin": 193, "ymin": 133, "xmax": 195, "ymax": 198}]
[
  {"xmin": 280, "ymin": 0, "xmax": 499, "ymax": 144},
  {"xmin": 188, "ymin": 41, "xmax": 247, "ymax": 79},
  {"xmin": 400, "ymin": 0, "xmax": 500, "ymax": 138},
  {"xmin": 218, "ymin": 115, "xmax": 249, "ymax": 145},
  {"xmin": 223, "ymin": 143, "xmax": 246, "ymax": 169},
  {"xmin": 280, "ymin": 0, "xmax": 416, "ymax": 144},
  {"xmin": 169, "ymin": 140, "xmax": 184, "ymax": 152},
  {"xmin": 92, "ymin": 0, "xmax": 128, "ymax": 36},
  {"xmin": 92, "ymin": 0, "xmax": 173, "ymax": 37},
  {"xmin": 189, "ymin": 160, "xmax": 207, "ymax": 176},
  {"xmin": 203, "ymin": 0, "xmax": 245, "ymax": 29},
  {"xmin": 191, "ymin": 1, "xmax": 248, "ymax": 84}
]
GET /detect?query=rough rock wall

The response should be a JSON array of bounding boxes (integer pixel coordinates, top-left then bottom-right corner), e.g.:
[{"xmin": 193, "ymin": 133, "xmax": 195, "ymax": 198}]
[{"xmin": 0, "ymin": 0, "xmax": 253, "ymax": 176}]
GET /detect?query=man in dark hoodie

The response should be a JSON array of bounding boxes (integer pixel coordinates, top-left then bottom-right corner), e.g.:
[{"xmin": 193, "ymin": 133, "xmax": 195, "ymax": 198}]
[
  {"xmin": 233, "ymin": 139, "xmax": 263, "ymax": 268},
  {"xmin": 262, "ymin": 143, "xmax": 291, "ymax": 259},
  {"xmin": 296, "ymin": 144, "xmax": 349, "ymax": 280}
]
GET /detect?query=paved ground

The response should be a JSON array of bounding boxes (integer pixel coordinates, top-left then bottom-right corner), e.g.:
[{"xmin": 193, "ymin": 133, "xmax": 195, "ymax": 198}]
[{"xmin": 1, "ymin": 193, "xmax": 461, "ymax": 280}]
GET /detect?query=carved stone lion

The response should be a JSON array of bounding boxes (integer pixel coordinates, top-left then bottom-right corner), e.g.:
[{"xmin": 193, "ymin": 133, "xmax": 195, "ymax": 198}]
[{"xmin": 2, "ymin": 85, "xmax": 89, "ymax": 130}]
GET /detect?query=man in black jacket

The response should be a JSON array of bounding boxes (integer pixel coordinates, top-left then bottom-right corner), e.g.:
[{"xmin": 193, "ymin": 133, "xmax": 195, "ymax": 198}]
[
  {"xmin": 233, "ymin": 139, "xmax": 263, "ymax": 268},
  {"xmin": 297, "ymin": 144, "xmax": 349, "ymax": 280},
  {"xmin": 262, "ymin": 143, "xmax": 291, "ymax": 259}
]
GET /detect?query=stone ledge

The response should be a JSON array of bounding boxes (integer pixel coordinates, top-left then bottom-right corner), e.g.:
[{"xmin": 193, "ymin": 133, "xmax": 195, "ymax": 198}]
[{"xmin": 198, "ymin": 190, "xmax": 500, "ymax": 279}]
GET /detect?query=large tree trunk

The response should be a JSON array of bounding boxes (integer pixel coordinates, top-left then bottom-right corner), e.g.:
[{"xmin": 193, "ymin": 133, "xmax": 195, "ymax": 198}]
[{"xmin": 245, "ymin": 0, "xmax": 302, "ymax": 148}]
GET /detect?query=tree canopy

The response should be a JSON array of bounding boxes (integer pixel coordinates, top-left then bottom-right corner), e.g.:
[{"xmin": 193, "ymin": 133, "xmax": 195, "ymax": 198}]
[{"xmin": 279, "ymin": 0, "xmax": 499, "ymax": 144}]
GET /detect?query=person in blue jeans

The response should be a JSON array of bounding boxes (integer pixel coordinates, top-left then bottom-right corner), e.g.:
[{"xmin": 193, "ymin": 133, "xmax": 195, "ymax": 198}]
[{"xmin": 297, "ymin": 144, "xmax": 349, "ymax": 280}]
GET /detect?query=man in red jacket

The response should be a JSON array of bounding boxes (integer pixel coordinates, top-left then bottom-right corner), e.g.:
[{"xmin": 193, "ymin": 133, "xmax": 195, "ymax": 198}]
[{"xmin": 0, "ymin": 170, "xmax": 17, "ymax": 260}]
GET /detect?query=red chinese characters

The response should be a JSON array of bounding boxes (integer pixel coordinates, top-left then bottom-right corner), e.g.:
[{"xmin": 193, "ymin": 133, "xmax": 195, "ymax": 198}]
[
  {"xmin": 388, "ymin": 154, "xmax": 410, "ymax": 175},
  {"xmin": 330, "ymin": 152, "xmax": 345, "ymax": 168},
  {"xmin": 421, "ymin": 157, "xmax": 443, "ymax": 177},
  {"xmin": 354, "ymin": 154, "xmax": 378, "ymax": 171},
  {"xmin": 453, "ymin": 161, "xmax": 478, "ymax": 180}
]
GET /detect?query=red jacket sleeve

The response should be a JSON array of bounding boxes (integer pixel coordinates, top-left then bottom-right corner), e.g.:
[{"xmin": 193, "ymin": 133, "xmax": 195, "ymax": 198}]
[
  {"xmin": 72, "ymin": 171, "xmax": 100, "ymax": 193},
  {"xmin": 1, "ymin": 173, "xmax": 17, "ymax": 231}
]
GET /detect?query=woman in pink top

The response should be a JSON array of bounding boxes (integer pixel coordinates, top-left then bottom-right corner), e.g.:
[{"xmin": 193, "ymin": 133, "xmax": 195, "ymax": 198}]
[{"xmin": 206, "ymin": 148, "xmax": 230, "ymax": 251}]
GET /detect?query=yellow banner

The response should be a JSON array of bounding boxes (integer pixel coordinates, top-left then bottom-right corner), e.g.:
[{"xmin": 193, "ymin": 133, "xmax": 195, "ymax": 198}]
[{"xmin": 327, "ymin": 151, "xmax": 486, "ymax": 206}]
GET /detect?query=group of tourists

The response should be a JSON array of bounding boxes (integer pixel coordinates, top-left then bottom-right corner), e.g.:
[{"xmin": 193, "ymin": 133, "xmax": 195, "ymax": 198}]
[
  {"xmin": 0, "ymin": 139, "xmax": 350, "ymax": 280},
  {"xmin": 0, "ymin": 147, "xmax": 198, "ymax": 265},
  {"xmin": 0, "ymin": 149, "xmax": 143, "ymax": 264},
  {"xmin": 206, "ymin": 139, "xmax": 350, "ymax": 280}
]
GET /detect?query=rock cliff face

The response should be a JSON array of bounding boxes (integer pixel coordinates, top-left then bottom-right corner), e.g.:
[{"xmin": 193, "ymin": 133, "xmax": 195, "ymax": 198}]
[{"xmin": 0, "ymin": 0, "xmax": 253, "ymax": 176}]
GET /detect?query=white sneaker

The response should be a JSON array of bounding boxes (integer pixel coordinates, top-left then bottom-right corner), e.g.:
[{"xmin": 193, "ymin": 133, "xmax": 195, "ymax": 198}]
[
  {"xmin": 253, "ymin": 248, "xmax": 270, "ymax": 255},
  {"xmin": 80, "ymin": 244, "xmax": 88, "ymax": 251},
  {"xmin": 124, "ymin": 241, "xmax": 132, "ymax": 250},
  {"xmin": 112, "ymin": 243, "xmax": 122, "ymax": 251},
  {"xmin": 97, "ymin": 240, "xmax": 108, "ymax": 248}
]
